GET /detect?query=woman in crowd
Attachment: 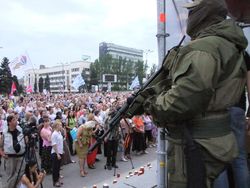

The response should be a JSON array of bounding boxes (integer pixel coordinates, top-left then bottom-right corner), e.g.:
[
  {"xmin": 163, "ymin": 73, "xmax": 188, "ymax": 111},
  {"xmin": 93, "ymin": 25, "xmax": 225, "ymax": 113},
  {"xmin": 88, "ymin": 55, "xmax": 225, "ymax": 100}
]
[
  {"xmin": 55, "ymin": 112, "xmax": 75, "ymax": 165},
  {"xmin": 38, "ymin": 110, "xmax": 47, "ymax": 156},
  {"xmin": 76, "ymin": 104, "xmax": 86, "ymax": 120},
  {"xmin": 120, "ymin": 118, "xmax": 133, "ymax": 160},
  {"xmin": 40, "ymin": 115, "xmax": 52, "ymax": 174},
  {"xmin": 19, "ymin": 160, "xmax": 46, "ymax": 188},
  {"xmin": 132, "ymin": 115, "xmax": 147, "ymax": 155},
  {"xmin": 75, "ymin": 113, "xmax": 96, "ymax": 177},
  {"xmin": 87, "ymin": 113, "xmax": 101, "ymax": 169},
  {"xmin": 51, "ymin": 121, "xmax": 64, "ymax": 187},
  {"xmin": 65, "ymin": 109, "xmax": 77, "ymax": 155},
  {"xmin": 142, "ymin": 113, "xmax": 154, "ymax": 147}
]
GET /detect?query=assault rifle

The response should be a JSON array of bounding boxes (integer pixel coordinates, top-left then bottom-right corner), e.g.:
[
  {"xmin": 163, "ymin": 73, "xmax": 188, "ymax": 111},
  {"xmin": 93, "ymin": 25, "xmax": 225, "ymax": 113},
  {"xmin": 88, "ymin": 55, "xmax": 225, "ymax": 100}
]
[{"xmin": 88, "ymin": 36, "xmax": 186, "ymax": 153}]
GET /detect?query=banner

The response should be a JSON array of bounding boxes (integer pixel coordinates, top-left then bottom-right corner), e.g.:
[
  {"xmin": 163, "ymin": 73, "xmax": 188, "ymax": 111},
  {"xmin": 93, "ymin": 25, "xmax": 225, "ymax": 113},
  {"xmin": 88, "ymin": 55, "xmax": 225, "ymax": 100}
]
[{"xmin": 72, "ymin": 74, "xmax": 85, "ymax": 89}]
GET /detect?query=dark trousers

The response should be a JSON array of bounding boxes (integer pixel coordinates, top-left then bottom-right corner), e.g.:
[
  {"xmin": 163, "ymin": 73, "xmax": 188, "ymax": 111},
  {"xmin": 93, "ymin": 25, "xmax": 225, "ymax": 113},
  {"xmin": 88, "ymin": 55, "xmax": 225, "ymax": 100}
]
[
  {"xmin": 41, "ymin": 146, "xmax": 52, "ymax": 174},
  {"xmin": 132, "ymin": 132, "xmax": 146, "ymax": 152},
  {"xmin": 67, "ymin": 132, "xmax": 74, "ymax": 155},
  {"xmin": 39, "ymin": 137, "xmax": 43, "ymax": 156},
  {"xmin": 145, "ymin": 130, "xmax": 153, "ymax": 145},
  {"xmin": 106, "ymin": 140, "xmax": 118, "ymax": 166},
  {"xmin": 51, "ymin": 153, "xmax": 62, "ymax": 183},
  {"xmin": 124, "ymin": 133, "xmax": 133, "ymax": 156}
]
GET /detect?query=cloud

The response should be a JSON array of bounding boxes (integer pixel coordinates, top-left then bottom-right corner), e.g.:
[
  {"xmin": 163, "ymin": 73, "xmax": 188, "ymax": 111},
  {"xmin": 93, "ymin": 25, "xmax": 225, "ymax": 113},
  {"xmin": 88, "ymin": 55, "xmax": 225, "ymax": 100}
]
[{"xmin": 0, "ymin": 0, "xmax": 158, "ymax": 69}]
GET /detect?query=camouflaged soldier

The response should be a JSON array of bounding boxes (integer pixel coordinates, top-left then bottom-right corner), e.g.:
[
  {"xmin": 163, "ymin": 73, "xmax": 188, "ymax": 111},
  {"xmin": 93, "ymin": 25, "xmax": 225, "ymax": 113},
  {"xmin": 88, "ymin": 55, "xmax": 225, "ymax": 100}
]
[{"xmin": 142, "ymin": 0, "xmax": 248, "ymax": 187}]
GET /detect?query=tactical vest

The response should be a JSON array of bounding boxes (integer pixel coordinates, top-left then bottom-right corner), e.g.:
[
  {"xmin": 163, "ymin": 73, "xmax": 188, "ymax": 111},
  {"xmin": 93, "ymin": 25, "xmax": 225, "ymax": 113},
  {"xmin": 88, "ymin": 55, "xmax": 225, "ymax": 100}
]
[
  {"xmin": 165, "ymin": 35, "xmax": 246, "ymax": 138},
  {"xmin": 169, "ymin": 35, "xmax": 246, "ymax": 111},
  {"xmin": 127, "ymin": 35, "xmax": 246, "ymax": 135}
]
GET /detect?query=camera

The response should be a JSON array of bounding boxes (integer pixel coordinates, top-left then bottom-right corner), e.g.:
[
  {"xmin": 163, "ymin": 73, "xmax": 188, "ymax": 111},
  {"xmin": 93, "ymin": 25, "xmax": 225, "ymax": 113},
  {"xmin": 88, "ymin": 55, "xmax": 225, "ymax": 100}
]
[
  {"xmin": 23, "ymin": 125, "xmax": 38, "ymax": 137},
  {"xmin": 22, "ymin": 118, "xmax": 39, "ymax": 149},
  {"xmin": 23, "ymin": 121, "xmax": 38, "ymax": 136}
]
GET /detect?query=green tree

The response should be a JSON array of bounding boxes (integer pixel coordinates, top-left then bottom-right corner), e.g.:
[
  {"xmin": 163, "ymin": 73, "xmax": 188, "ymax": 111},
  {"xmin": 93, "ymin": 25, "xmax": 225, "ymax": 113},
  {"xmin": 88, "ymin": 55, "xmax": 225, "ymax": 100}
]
[
  {"xmin": 80, "ymin": 69, "xmax": 88, "ymax": 92},
  {"xmin": 89, "ymin": 60, "xmax": 100, "ymax": 86},
  {"xmin": 34, "ymin": 77, "xmax": 38, "ymax": 93},
  {"xmin": 90, "ymin": 55, "xmax": 148, "ymax": 91},
  {"xmin": 149, "ymin": 64, "xmax": 157, "ymax": 78},
  {"xmin": 44, "ymin": 74, "xmax": 50, "ymax": 91},
  {"xmin": 38, "ymin": 77, "xmax": 44, "ymax": 93},
  {"xmin": 0, "ymin": 57, "xmax": 12, "ymax": 95},
  {"xmin": 135, "ymin": 60, "xmax": 147, "ymax": 85}
]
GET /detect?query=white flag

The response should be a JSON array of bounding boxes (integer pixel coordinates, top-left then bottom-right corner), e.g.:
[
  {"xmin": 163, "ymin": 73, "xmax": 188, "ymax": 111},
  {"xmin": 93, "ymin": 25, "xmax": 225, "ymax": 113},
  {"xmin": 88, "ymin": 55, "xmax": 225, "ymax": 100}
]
[
  {"xmin": 72, "ymin": 74, "xmax": 85, "ymax": 89},
  {"xmin": 9, "ymin": 52, "xmax": 33, "ymax": 78},
  {"xmin": 43, "ymin": 89, "xmax": 47, "ymax": 95},
  {"xmin": 129, "ymin": 76, "xmax": 140, "ymax": 90}
]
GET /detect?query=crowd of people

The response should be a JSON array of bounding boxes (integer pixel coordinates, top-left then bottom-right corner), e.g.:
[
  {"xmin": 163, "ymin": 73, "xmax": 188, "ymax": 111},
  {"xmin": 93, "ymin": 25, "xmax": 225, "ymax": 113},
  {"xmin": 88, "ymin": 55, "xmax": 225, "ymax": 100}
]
[{"xmin": 0, "ymin": 91, "xmax": 157, "ymax": 187}]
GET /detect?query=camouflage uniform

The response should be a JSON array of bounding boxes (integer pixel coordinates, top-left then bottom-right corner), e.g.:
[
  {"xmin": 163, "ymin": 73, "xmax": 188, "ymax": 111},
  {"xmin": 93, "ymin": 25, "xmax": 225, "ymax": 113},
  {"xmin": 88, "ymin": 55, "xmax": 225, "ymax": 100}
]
[{"xmin": 143, "ymin": 0, "xmax": 248, "ymax": 187}]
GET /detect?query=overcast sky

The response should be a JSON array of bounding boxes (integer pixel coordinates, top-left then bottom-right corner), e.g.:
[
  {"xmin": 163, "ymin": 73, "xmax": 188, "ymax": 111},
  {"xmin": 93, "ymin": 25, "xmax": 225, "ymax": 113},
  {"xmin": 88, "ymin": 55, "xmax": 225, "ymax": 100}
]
[
  {"xmin": 0, "ymin": 0, "xmax": 159, "ymax": 69},
  {"xmin": 1, "ymin": 0, "xmax": 249, "ymax": 74}
]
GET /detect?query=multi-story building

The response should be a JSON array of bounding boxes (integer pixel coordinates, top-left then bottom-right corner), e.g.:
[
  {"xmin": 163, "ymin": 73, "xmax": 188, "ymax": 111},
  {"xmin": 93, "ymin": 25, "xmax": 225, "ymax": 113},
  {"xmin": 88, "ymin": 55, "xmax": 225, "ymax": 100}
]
[
  {"xmin": 99, "ymin": 42, "xmax": 143, "ymax": 62},
  {"xmin": 98, "ymin": 42, "xmax": 144, "ymax": 90},
  {"xmin": 24, "ymin": 60, "xmax": 91, "ymax": 93}
]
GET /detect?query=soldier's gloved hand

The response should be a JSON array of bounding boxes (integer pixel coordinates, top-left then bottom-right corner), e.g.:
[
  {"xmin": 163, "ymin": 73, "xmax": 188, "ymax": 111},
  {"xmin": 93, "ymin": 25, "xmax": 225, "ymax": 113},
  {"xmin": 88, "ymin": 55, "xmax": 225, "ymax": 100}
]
[
  {"xmin": 143, "ymin": 95, "xmax": 157, "ymax": 117},
  {"xmin": 125, "ymin": 94, "xmax": 145, "ymax": 117},
  {"xmin": 127, "ymin": 95, "xmax": 135, "ymax": 105}
]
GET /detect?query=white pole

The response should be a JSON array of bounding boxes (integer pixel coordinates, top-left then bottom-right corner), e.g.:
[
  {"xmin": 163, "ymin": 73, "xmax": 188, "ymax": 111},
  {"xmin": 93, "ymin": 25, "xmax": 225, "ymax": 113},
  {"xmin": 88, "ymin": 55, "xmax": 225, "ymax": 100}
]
[{"xmin": 156, "ymin": 0, "xmax": 168, "ymax": 187}]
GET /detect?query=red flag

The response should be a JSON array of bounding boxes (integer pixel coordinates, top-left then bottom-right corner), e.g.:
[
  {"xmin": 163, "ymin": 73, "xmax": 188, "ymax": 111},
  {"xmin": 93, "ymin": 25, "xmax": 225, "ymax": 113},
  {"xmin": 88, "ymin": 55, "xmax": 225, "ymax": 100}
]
[
  {"xmin": 26, "ymin": 85, "xmax": 33, "ymax": 93},
  {"xmin": 11, "ymin": 82, "xmax": 17, "ymax": 94}
]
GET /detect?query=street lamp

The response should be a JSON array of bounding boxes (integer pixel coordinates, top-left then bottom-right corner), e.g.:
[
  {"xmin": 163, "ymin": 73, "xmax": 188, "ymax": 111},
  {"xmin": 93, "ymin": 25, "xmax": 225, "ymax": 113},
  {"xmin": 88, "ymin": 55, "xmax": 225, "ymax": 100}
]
[
  {"xmin": 61, "ymin": 63, "xmax": 65, "ymax": 94},
  {"xmin": 57, "ymin": 62, "xmax": 66, "ymax": 94},
  {"xmin": 144, "ymin": 49, "xmax": 154, "ymax": 79},
  {"xmin": 144, "ymin": 49, "xmax": 153, "ymax": 65}
]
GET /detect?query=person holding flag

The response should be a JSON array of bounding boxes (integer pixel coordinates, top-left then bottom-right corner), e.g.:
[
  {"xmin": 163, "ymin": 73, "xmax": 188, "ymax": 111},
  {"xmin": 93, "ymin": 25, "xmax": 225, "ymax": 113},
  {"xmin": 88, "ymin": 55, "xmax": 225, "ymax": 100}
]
[{"xmin": 10, "ymin": 81, "xmax": 17, "ymax": 95}]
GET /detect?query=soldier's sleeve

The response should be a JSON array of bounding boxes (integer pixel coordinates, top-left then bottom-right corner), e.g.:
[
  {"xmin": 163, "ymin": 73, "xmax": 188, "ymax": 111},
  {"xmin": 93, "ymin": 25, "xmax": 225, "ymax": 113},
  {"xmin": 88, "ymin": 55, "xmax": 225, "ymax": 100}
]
[{"xmin": 144, "ymin": 51, "xmax": 218, "ymax": 124}]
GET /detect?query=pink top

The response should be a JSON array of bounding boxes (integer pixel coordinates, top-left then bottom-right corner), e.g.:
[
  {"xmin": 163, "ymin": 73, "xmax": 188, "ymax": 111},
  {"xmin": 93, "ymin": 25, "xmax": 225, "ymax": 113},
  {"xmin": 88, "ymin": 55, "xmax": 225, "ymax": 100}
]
[{"xmin": 40, "ymin": 126, "xmax": 52, "ymax": 147}]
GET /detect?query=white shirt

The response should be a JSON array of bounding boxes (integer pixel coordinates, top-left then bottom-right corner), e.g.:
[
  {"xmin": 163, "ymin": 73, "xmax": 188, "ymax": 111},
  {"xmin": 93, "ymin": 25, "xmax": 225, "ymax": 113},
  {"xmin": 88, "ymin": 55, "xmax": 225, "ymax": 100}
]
[
  {"xmin": 0, "ymin": 119, "xmax": 4, "ymax": 133},
  {"xmin": 14, "ymin": 106, "xmax": 23, "ymax": 114},
  {"xmin": 54, "ymin": 108, "xmax": 62, "ymax": 114},
  {"xmin": 19, "ymin": 183, "xmax": 27, "ymax": 188},
  {"xmin": 25, "ymin": 106, "xmax": 34, "ymax": 113},
  {"xmin": 49, "ymin": 113, "xmax": 56, "ymax": 122},
  {"xmin": 51, "ymin": 130, "xmax": 64, "ymax": 154}
]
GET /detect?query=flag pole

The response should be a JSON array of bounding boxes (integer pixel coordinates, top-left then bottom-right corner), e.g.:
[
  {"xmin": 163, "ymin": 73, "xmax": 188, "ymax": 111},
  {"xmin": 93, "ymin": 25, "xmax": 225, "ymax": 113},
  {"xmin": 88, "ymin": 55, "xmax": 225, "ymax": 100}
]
[
  {"xmin": 25, "ymin": 50, "xmax": 36, "ymax": 93},
  {"xmin": 25, "ymin": 50, "xmax": 36, "ymax": 75}
]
